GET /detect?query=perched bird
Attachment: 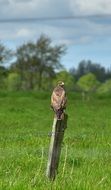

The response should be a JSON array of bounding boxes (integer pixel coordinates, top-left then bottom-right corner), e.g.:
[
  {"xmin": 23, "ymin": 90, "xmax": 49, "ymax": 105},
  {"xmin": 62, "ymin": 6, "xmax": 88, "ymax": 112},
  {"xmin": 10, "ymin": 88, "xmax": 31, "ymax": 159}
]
[{"xmin": 51, "ymin": 81, "xmax": 67, "ymax": 120}]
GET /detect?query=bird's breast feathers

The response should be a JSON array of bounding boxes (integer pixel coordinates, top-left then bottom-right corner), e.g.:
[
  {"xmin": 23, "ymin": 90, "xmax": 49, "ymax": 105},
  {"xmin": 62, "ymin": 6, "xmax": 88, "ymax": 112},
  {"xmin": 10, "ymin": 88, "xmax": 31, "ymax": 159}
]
[{"xmin": 51, "ymin": 87, "xmax": 66, "ymax": 110}]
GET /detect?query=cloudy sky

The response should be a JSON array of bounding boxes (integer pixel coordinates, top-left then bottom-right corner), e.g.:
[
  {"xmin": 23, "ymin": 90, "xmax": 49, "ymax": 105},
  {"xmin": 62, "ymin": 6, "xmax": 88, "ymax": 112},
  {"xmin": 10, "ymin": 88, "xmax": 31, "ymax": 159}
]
[{"xmin": 0, "ymin": 0, "xmax": 111, "ymax": 70}]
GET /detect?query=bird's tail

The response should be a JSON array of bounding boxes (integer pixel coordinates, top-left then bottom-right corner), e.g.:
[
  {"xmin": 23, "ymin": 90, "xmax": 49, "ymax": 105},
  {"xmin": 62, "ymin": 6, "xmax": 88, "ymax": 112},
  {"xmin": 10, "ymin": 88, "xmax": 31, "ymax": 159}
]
[{"xmin": 56, "ymin": 108, "xmax": 64, "ymax": 120}]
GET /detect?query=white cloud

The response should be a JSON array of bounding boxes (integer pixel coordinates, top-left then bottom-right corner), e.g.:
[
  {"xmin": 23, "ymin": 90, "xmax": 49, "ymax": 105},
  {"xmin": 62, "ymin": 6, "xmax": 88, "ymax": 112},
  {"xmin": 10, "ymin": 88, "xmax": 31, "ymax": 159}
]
[
  {"xmin": 16, "ymin": 28, "xmax": 31, "ymax": 37},
  {"xmin": 0, "ymin": 0, "xmax": 111, "ymax": 48},
  {"xmin": 0, "ymin": 17, "xmax": 111, "ymax": 47},
  {"xmin": 69, "ymin": 0, "xmax": 111, "ymax": 15},
  {"xmin": 0, "ymin": 0, "xmax": 111, "ymax": 19},
  {"xmin": 0, "ymin": 0, "xmax": 8, "ymax": 4}
]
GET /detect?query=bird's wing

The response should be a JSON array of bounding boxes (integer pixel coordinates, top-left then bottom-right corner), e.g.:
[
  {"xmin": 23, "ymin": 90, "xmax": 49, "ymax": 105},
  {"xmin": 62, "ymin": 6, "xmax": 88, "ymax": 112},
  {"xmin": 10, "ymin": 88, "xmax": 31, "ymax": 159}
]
[{"xmin": 61, "ymin": 92, "xmax": 67, "ymax": 108}]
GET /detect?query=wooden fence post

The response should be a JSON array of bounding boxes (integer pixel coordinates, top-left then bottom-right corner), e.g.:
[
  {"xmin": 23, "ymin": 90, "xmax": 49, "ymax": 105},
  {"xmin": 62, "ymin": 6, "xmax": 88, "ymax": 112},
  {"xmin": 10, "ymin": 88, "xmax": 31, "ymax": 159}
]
[{"xmin": 46, "ymin": 113, "xmax": 68, "ymax": 180}]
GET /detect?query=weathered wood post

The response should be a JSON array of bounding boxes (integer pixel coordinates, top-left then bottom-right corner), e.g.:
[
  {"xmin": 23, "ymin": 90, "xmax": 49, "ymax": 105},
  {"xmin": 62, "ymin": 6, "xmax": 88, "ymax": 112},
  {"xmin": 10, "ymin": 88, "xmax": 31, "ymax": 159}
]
[{"xmin": 46, "ymin": 113, "xmax": 68, "ymax": 180}]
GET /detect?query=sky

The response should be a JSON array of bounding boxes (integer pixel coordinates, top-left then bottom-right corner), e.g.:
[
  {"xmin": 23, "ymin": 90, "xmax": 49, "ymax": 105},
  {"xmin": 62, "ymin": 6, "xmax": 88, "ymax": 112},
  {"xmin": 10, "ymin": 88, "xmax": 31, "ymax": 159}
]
[{"xmin": 0, "ymin": 0, "xmax": 111, "ymax": 70}]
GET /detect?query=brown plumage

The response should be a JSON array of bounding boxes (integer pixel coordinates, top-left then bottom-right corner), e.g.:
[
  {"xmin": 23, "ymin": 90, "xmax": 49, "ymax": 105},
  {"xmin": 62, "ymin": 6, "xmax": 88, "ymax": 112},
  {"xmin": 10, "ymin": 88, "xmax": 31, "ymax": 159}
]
[{"xmin": 51, "ymin": 82, "xmax": 67, "ymax": 120}]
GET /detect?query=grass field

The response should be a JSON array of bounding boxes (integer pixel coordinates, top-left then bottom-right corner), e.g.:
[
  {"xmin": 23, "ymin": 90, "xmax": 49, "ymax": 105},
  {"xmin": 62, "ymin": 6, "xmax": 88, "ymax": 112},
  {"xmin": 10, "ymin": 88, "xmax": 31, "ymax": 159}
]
[{"xmin": 0, "ymin": 91, "xmax": 111, "ymax": 190}]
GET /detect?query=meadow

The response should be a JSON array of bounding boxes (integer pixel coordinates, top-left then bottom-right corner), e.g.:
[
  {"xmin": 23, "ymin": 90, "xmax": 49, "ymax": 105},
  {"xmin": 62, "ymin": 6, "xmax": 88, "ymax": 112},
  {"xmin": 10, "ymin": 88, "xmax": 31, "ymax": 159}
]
[{"xmin": 0, "ymin": 91, "xmax": 111, "ymax": 190}]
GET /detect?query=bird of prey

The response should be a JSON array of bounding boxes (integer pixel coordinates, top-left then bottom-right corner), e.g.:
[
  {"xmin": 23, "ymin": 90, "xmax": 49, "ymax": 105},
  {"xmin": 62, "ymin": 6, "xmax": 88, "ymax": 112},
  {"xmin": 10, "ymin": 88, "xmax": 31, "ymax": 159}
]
[{"xmin": 51, "ymin": 81, "xmax": 67, "ymax": 120}]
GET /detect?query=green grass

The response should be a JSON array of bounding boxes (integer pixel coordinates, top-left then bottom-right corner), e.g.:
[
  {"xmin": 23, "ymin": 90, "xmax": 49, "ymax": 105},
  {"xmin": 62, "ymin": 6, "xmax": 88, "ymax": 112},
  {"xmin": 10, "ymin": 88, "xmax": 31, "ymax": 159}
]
[{"xmin": 0, "ymin": 91, "xmax": 111, "ymax": 190}]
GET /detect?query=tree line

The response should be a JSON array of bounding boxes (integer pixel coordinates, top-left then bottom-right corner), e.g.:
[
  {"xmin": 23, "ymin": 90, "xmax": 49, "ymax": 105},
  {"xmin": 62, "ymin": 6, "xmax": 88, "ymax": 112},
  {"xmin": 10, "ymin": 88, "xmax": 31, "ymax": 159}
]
[{"xmin": 0, "ymin": 34, "xmax": 111, "ymax": 95}]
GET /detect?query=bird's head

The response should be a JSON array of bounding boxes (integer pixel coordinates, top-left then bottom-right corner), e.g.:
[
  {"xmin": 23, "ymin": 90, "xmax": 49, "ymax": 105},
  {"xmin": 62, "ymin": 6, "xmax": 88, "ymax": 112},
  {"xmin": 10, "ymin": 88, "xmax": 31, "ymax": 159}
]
[{"xmin": 57, "ymin": 81, "xmax": 65, "ymax": 87}]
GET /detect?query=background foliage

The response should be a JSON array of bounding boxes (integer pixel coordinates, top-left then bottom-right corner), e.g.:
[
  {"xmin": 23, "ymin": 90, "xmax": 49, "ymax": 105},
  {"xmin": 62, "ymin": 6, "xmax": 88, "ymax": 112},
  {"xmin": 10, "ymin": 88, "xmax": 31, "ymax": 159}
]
[{"xmin": 0, "ymin": 34, "xmax": 111, "ymax": 96}]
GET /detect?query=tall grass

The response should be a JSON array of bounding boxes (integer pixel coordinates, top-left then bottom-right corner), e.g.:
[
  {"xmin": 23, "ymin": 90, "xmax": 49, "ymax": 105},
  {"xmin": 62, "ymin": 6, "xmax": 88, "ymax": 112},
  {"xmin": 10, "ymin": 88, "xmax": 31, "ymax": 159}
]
[{"xmin": 0, "ymin": 91, "xmax": 111, "ymax": 189}]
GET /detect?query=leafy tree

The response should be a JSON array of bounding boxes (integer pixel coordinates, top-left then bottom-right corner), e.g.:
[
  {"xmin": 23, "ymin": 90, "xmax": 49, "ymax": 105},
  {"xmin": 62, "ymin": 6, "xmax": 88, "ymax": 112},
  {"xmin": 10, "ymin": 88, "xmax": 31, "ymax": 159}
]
[
  {"xmin": 11, "ymin": 42, "xmax": 38, "ymax": 89},
  {"xmin": 77, "ymin": 73, "xmax": 99, "ymax": 100},
  {"xmin": 76, "ymin": 60, "xmax": 87, "ymax": 79},
  {"xmin": 0, "ymin": 43, "xmax": 12, "ymax": 89},
  {"xmin": 0, "ymin": 66, "xmax": 8, "ymax": 89},
  {"xmin": 96, "ymin": 79, "xmax": 111, "ymax": 95},
  {"xmin": 6, "ymin": 73, "xmax": 21, "ymax": 91},
  {"xmin": 105, "ymin": 68, "xmax": 111, "ymax": 80},
  {"xmin": 86, "ymin": 61, "xmax": 106, "ymax": 82},
  {"xmin": 39, "ymin": 66, "xmax": 56, "ymax": 90},
  {"xmin": 12, "ymin": 34, "xmax": 66, "ymax": 90},
  {"xmin": 34, "ymin": 34, "xmax": 65, "ymax": 89},
  {"xmin": 71, "ymin": 60, "xmax": 107, "ymax": 82},
  {"xmin": 0, "ymin": 66, "xmax": 8, "ymax": 78},
  {"xmin": 0, "ymin": 43, "xmax": 12, "ymax": 64}
]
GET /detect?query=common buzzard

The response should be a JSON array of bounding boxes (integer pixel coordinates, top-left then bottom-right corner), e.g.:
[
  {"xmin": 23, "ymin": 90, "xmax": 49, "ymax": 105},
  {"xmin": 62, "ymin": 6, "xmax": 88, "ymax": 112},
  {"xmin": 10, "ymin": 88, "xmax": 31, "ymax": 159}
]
[{"xmin": 51, "ymin": 81, "xmax": 67, "ymax": 120}]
